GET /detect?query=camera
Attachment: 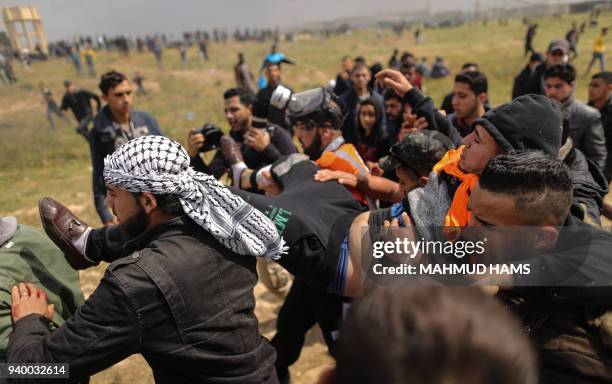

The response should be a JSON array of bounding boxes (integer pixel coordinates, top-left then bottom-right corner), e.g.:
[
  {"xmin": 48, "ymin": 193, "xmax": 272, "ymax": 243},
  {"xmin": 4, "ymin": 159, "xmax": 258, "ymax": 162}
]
[{"xmin": 195, "ymin": 123, "xmax": 223, "ymax": 153}]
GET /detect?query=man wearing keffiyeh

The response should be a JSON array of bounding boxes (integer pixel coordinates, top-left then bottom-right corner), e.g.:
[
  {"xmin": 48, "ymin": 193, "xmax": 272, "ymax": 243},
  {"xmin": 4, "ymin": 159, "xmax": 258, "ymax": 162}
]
[
  {"xmin": 102, "ymin": 135, "xmax": 285, "ymax": 259},
  {"xmin": 8, "ymin": 136, "xmax": 281, "ymax": 383}
]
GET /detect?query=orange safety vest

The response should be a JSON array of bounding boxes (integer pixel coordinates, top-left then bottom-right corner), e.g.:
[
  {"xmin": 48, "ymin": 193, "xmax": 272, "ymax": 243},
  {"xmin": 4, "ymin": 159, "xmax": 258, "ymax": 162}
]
[
  {"xmin": 432, "ymin": 145, "xmax": 479, "ymax": 228},
  {"xmin": 316, "ymin": 143, "xmax": 371, "ymax": 206}
]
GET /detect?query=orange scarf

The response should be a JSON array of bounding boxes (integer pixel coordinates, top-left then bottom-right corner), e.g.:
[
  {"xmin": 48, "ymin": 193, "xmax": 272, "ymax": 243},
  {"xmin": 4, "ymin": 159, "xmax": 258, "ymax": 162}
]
[{"xmin": 432, "ymin": 146, "xmax": 479, "ymax": 228}]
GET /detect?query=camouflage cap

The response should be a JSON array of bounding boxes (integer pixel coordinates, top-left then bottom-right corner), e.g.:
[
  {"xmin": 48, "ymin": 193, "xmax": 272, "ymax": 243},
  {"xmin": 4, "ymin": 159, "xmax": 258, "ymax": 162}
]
[{"xmin": 379, "ymin": 130, "xmax": 455, "ymax": 175}]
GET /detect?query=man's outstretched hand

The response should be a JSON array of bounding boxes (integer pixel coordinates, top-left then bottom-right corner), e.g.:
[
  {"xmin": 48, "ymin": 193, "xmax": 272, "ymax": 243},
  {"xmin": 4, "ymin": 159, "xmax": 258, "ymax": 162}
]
[
  {"xmin": 11, "ymin": 283, "xmax": 54, "ymax": 323},
  {"xmin": 376, "ymin": 69, "xmax": 413, "ymax": 97}
]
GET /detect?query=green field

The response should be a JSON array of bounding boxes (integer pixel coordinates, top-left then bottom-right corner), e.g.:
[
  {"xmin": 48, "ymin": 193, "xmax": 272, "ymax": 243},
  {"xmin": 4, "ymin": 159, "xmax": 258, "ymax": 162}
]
[
  {"xmin": 1, "ymin": 10, "xmax": 611, "ymax": 383},
  {"xmin": 2, "ymin": 12, "xmax": 611, "ymax": 225}
]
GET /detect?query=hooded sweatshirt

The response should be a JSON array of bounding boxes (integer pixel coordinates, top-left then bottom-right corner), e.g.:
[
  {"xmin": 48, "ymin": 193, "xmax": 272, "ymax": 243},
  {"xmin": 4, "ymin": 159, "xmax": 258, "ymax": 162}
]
[{"xmin": 354, "ymin": 98, "xmax": 391, "ymax": 163}]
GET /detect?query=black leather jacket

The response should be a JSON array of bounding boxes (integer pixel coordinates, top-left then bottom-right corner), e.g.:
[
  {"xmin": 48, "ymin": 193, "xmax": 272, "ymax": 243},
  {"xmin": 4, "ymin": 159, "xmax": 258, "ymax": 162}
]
[
  {"xmin": 8, "ymin": 216, "xmax": 278, "ymax": 383},
  {"xmin": 564, "ymin": 97, "xmax": 607, "ymax": 171}
]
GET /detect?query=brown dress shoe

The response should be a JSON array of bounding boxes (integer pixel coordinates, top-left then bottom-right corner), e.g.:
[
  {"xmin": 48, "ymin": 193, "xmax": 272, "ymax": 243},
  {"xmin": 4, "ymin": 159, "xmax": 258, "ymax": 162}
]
[
  {"xmin": 38, "ymin": 197, "xmax": 98, "ymax": 270},
  {"xmin": 219, "ymin": 135, "xmax": 244, "ymax": 166}
]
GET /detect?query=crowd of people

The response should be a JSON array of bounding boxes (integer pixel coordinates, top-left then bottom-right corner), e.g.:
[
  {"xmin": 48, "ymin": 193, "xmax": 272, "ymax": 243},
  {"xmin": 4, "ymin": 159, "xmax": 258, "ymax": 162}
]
[
  {"xmin": 524, "ymin": 15, "xmax": 608, "ymax": 75},
  {"xmin": 2, "ymin": 12, "xmax": 612, "ymax": 384}
]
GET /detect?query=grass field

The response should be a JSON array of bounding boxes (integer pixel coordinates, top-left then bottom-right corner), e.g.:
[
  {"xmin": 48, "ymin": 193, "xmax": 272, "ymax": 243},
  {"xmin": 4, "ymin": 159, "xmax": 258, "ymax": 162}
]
[{"xmin": 1, "ymin": 10, "xmax": 611, "ymax": 383}]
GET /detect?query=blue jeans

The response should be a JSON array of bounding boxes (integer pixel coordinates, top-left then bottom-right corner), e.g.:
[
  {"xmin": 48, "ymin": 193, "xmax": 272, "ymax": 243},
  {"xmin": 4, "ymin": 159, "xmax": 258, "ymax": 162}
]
[{"xmin": 587, "ymin": 52, "xmax": 605, "ymax": 73}]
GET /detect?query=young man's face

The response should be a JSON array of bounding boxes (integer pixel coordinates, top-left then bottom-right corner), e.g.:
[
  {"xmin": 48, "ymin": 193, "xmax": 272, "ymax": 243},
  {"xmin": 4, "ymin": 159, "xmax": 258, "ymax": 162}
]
[
  {"xmin": 351, "ymin": 67, "xmax": 371, "ymax": 91},
  {"xmin": 529, "ymin": 59, "xmax": 542, "ymax": 70},
  {"xmin": 104, "ymin": 186, "xmax": 149, "ymax": 237},
  {"xmin": 467, "ymin": 183, "xmax": 520, "ymax": 227},
  {"xmin": 385, "ymin": 98, "xmax": 403, "ymax": 124},
  {"xmin": 65, "ymin": 83, "xmax": 75, "ymax": 93},
  {"xmin": 464, "ymin": 183, "xmax": 560, "ymax": 261},
  {"xmin": 546, "ymin": 49, "xmax": 568, "ymax": 66},
  {"xmin": 341, "ymin": 57, "xmax": 353, "ymax": 72},
  {"xmin": 460, "ymin": 125, "xmax": 503, "ymax": 174},
  {"xmin": 294, "ymin": 121, "xmax": 337, "ymax": 159},
  {"xmin": 401, "ymin": 67, "xmax": 416, "ymax": 83},
  {"xmin": 452, "ymin": 82, "xmax": 482, "ymax": 120},
  {"xmin": 294, "ymin": 121, "xmax": 318, "ymax": 150},
  {"xmin": 588, "ymin": 78, "xmax": 611, "ymax": 104},
  {"xmin": 464, "ymin": 184, "xmax": 526, "ymax": 261},
  {"xmin": 544, "ymin": 77, "xmax": 574, "ymax": 103},
  {"xmin": 265, "ymin": 64, "xmax": 281, "ymax": 86},
  {"xmin": 103, "ymin": 80, "xmax": 133, "ymax": 115},
  {"xmin": 395, "ymin": 166, "xmax": 420, "ymax": 195},
  {"xmin": 224, "ymin": 96, "xmax": 251, "ymax": 132}
]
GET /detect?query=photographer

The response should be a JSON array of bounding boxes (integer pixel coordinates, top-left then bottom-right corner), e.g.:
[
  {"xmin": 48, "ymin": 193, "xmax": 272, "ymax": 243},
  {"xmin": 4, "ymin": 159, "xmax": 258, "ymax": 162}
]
[{"xmin": 188, "ymin": 88, "xmax": 296, "ymax": 180}]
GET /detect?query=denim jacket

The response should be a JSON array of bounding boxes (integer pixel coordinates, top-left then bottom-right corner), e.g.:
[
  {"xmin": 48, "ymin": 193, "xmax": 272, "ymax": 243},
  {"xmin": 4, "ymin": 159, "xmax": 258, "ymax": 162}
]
[{"xmin": 8, "ymin": 216, "xmax": 278, "ymax": 383}]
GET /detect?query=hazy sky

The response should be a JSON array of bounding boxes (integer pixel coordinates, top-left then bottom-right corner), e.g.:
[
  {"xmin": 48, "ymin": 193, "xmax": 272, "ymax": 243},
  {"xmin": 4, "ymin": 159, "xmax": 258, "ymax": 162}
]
[{"xmin": 0, "ymin": 0, "xmax": 581, "ymax": 41}]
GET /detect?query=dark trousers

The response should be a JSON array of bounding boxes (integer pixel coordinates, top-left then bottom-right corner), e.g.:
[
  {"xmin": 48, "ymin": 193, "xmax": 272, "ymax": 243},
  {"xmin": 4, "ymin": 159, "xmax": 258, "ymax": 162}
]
[
  {"xmin": 271, "ymin": 280, "xmax": 345, "ymax": 383},
  {"xmin": 76, "ymin": 114, "xmax": 93, "ymax": 142},
  {"xmin": 525, "ymin": 41, "xmax": 534, "ymax": 57}
]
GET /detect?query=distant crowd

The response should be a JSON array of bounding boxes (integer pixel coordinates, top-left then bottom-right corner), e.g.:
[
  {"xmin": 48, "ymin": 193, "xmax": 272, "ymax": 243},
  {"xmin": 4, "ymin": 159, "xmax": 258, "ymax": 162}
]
[{"xmin": 1, "ymin": 12, "xmax": 612, "ymax": 384}]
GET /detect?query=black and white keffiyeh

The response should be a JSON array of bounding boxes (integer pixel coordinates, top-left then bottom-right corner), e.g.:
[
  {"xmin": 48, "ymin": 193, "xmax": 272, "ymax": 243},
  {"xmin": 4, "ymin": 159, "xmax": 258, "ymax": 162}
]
[{"xmin": 103, "ymin": 136, "xmax": 285, "ymax": 260}]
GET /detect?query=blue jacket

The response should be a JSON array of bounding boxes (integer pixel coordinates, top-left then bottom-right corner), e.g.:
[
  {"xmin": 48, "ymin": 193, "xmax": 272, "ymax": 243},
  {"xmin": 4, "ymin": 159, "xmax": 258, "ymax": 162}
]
[{"xmin": 89, "ymin": 106, "xmax": 163, "ymax": 223}]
